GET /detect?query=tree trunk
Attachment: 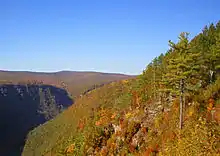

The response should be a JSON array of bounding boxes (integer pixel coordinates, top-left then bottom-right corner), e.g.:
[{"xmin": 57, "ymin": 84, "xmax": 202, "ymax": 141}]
[
  {"xmin": 179, "ymin": 79, "xmax": 184, "ymax": 129},
  {"xmin": 153, "ymin": 68, "xmax": 156, "ymax": 100}
]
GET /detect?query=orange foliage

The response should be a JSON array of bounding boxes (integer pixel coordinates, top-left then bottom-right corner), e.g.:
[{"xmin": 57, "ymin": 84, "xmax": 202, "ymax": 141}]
[
  {"xmin": 162, "ymin": 131, "xmax": 176, "ymax": 143},
  {"xmin": 95, "ymin": 147, "xmax": 100, "ymax": 152},
  {"xmin": 95, "ymin": 121, "xmax": 101, "ymax": 126},
  {"xmin": 65, "ymin": 144, "xmax": 75, "ymax": 153},
  {"xmin": 171, "ymin": 98, "xmax": 179, "ymax": 112},
  {"xmin": 206, "ymin": 98, "xmax": 220, "ymax": 123},
  {"xmin": 95, "ymin": 109, "xmax": 113, "ymax": 126},
  {"xmin": 212, "ymin": 105, "xmax": 220, "ymax": 124},
  {"xmin": 207, "ymin": 98, "xmax": 214, "ymax": 112},
  {"xmin": 100, "ymin": 110, "xmax": 108, "ymax": 117},
  {"xmin": 141, "ymin": 127, "xmax": 148, "ymax": 134},
  {"xmin": 111, "ymin": 113, "xmax": 116, "ymax": 119},
  {"xmin": 77, "ymin": 118, "xmax": 86, "ymax": 131},
  {"xmin": 100, "ymin": 147, "xmax": 108, "ymax": 156},
  {"xmin": 131, "ymin": 90, "xmax": 140, "ymax": 108},
  {"xmin": 109, "ymin": 143, "xmax": 116, "ymax": 151},
  {"xmin": 144, "ymin": 145, "xmax": 159, "ymax": 156},
  {"xmin": 163, "ymin": 112, "xmax": 169, "ymax": 123}
]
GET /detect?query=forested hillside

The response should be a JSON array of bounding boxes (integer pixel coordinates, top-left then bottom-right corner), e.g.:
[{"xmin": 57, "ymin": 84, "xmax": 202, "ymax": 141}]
[
  {"xmin": 23, "ymin": 22, "xmax": 220, "ymax": 155},
  {"xmin": 0, "ymin": 71, "xmax": 133, "ymax": 98},
  {"xmin": 0, "ymin": 71, "xmax": 132, "ymax": 156}
]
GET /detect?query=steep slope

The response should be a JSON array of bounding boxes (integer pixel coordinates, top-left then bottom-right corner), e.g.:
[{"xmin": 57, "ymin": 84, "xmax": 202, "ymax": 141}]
[
  {"xmin": 23, "ymin": 22, "xmax": 220, "ymax": 155},
  {"xmin": 0, "ymin": 71, "xmax": 133, "ymax": 156},
  {"xmin": 23, "ymin": 79, "xmax": 133, "ymax": 155}
]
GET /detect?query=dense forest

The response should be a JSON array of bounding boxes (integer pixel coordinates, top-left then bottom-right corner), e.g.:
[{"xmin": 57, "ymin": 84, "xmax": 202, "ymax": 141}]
[{"xmin": 23, "ymin": 22, "xmax": 220, "ymax": 155}]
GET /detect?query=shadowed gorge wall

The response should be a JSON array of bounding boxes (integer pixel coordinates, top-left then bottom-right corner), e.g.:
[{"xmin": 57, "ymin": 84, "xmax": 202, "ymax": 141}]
[{"xmin": 0, "ymin": 84, "xmax": 73, "ymax": 156}]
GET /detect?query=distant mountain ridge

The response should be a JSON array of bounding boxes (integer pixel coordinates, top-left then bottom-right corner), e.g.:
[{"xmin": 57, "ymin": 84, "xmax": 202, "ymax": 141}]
[
  {"xmin": 0, "ymin": 70, "xmax": 133, "ymax": 75},
  {"xmin": 0, "ymin": 70, "xmax": 135, "ymax": 97}
]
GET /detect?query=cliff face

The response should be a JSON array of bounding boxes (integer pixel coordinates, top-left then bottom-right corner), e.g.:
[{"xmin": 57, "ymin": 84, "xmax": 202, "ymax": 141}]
[{"xmin": 0, "ymin": 84, "xmax": 73, "ymax": 156}]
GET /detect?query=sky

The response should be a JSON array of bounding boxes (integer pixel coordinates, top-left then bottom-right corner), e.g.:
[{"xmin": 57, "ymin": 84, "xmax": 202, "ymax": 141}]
[{"xmin": 0, "ymin": 0, "xmax": 220, "ymax": 75}]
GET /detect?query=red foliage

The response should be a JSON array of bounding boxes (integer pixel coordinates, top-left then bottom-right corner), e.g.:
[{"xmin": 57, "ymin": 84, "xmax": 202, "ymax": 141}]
[
  {"xmin": 129, "ymin": 144, "xmax": 136, "ymax": 153},
  {"xmin": 142, "ymin": 127, "xmax": 148, "ymax": 134},
  {"xmin": 144, "ymin": 145, "xmax": 159, "ymax": 156}
]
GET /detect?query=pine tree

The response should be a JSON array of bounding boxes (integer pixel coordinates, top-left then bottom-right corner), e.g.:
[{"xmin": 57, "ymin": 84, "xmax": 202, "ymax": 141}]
[
  {"xmin": 195, "ymin": 23, "xmax": 219, "ymax": 85},
  {"xmin": 152, "ymin": 54, "xmax": 165, "ymax": 102},
  {"xmin": 38, "ymin": 88, "xmax": 60, "ymax": 120},
  {"xmin": 211, "ymin": 31, "xmax": 220, "ymax": 78},
  {"xmin": 165, "ymin": 32, "xmax": 200, "ymax": 128},
  {"xmin": 45, "ymin": 88, "xmax": 60, "ymax": 119},
  {"xmin": 38, "ymin": 88, "xmax": 48, "ymax": 119}
]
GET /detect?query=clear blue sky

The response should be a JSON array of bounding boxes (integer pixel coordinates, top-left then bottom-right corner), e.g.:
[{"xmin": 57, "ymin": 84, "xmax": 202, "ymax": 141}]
[{"xmin": 0, "ymin": 0, "xmax": 219, "ymax": 75}]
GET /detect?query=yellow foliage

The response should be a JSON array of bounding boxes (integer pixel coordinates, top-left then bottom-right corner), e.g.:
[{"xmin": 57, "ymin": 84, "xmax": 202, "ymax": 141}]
[
  {"xmin": 154, "ymin": 115, "xmax": 162, "ymax": 128},
  {"xmin": 207, "ymin": 99, "xmax": 214, "ymax": 112},
  {"xmin": 125, "ymin": 112, "xmax": 132, "ymax": 119},
  {"xmin": 95, "ymin": 108, "xmax": 114, "ymax": 126},
  {"xmin": 122, "ymin": 79, "xmax": 129, "ymax": 84},
  {"xmin": 188, "ymin": 106, "xmax": 195, "ymax": 117},
  {"xmin": 65, "ymin": 143, "xmax": 75, "ymax": 153},
  {"xmin": 162, "ymin": 116, "xmax": 220, "ymax": 156}
]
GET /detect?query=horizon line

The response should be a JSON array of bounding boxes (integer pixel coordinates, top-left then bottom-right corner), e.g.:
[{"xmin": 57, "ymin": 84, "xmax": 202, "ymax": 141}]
[{"xmin": 0, "ymin": 69, "xmax": 138, "ymax": 76}]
